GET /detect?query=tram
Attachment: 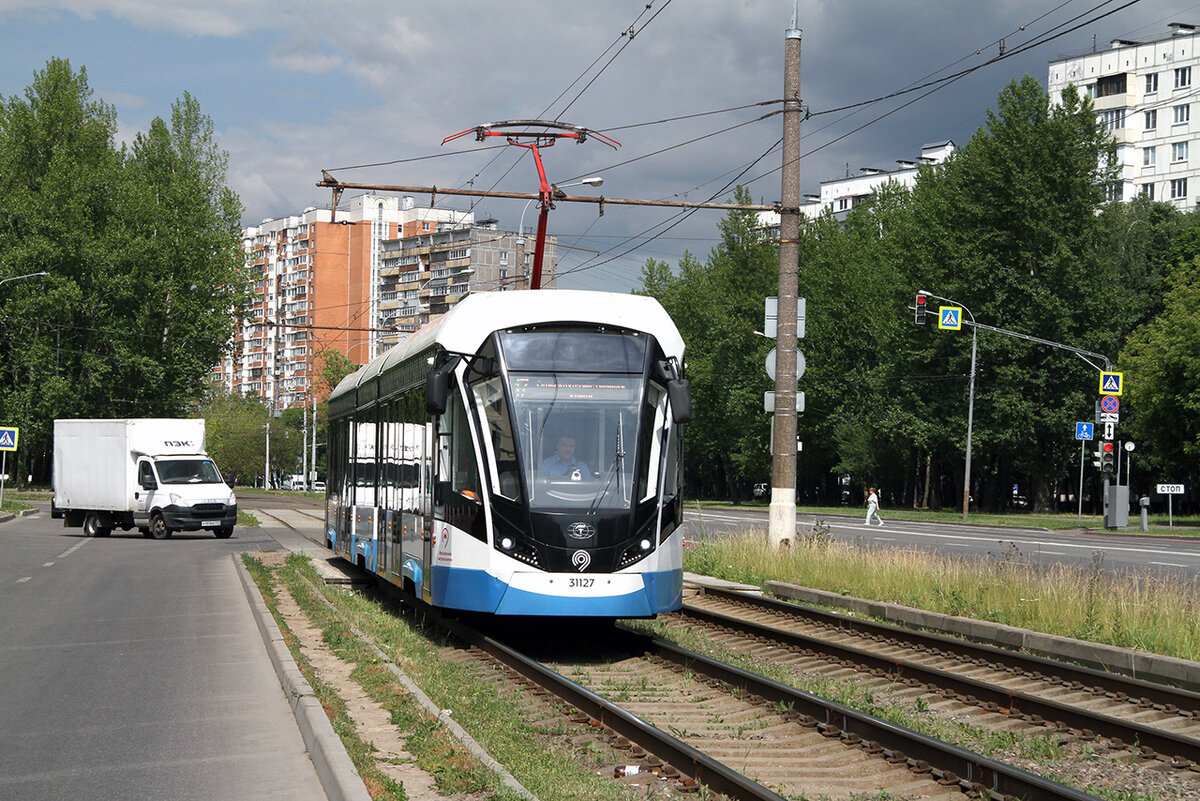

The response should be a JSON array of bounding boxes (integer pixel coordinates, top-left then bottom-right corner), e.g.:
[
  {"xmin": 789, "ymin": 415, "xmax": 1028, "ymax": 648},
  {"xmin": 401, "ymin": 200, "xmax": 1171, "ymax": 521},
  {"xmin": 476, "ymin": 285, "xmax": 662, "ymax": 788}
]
[{"xmin": 325, "ymin": 290, "xmax": 692, "ymax": 617}]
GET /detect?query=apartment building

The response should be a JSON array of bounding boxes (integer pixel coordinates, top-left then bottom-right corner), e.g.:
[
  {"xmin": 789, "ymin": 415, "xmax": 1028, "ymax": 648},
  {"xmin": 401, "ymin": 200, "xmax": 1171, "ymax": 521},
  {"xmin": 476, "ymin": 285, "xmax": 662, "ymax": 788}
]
[
  {"xmin": 757, "ymin": 141, "xmax": 956, "ymax": 232},
  {"xmin": 374, "ymin": 219, "xmax": 557, "ymax": 354},
  {"xmin": 217, "ymin": 194, "xmax": 472, "ymax": 408},
  {"xmin": 1047, "ymin": 22, "xmax": 1200, "ymax": 208}
]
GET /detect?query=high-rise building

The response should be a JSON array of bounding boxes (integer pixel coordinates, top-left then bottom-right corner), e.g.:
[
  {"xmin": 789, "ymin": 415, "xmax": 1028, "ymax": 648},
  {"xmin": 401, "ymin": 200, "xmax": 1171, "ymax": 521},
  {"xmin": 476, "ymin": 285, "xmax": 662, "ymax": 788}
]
[
  {"xmin": 375, "ymin": 218, "xmax": 557, "ymax": 353},
  {"xmin": 1047, "ymin": 22, "xmax": 1200, "ymax": 208},
  {"xmin": 217, "ymin": 194, "xmax": 472, "ymax": 408}
]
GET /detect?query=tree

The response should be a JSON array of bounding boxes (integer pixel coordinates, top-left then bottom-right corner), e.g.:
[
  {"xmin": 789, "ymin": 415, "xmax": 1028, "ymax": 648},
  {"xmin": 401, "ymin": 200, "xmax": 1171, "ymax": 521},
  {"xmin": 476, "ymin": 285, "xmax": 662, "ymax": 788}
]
[
  {"xmin": 1121, "ymin": 240, "xmax": 1200, "ymax": 500},
  {"xmin": 638, "ymin": 187, "xmax": 777, "ymax": 499},
  {"xmin": 0, "ymin": 61, "xmax": 250, "ymax": 482}
]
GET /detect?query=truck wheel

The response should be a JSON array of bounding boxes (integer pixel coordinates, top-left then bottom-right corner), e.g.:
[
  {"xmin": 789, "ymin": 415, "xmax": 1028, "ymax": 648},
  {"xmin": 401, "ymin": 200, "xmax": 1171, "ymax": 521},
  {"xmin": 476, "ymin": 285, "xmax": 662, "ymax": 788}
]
[
  {"xmin": 149, "ymin": 513, "xmax": 172, "ymax": 540},
  {"xmin": 214, "ymin": 527, "xmax": 234, "ymax": 539},
  {"xmin": 83, "ymin": 513, "xmax": 111, "ymax": 538}
]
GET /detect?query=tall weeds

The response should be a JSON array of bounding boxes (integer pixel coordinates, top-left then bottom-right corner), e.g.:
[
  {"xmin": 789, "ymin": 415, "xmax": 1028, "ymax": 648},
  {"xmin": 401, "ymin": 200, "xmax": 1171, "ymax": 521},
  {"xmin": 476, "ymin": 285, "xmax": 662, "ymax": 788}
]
[{"xmin": 684, "ymin": 533, "xmax": 1200, "ymax": 661}]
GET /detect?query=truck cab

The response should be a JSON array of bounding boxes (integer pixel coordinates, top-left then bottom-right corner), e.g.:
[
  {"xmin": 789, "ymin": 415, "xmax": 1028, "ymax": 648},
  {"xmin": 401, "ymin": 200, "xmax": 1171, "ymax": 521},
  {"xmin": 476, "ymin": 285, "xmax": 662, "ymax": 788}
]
[{"xmin": 134, "ymin": 455, "xmax": 237, "ymax": 539}]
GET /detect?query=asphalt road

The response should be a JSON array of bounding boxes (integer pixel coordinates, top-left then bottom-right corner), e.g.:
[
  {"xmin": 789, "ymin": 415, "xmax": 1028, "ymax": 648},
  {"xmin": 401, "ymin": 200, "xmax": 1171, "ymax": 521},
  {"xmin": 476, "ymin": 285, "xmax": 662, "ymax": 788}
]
[
  {"xmin": 0, "ymin": 505, "xmax": 328, "ymax": 801},
  {"xmin": 683, "ymin": 506, "xmax": 1200, "ymax": 578}
]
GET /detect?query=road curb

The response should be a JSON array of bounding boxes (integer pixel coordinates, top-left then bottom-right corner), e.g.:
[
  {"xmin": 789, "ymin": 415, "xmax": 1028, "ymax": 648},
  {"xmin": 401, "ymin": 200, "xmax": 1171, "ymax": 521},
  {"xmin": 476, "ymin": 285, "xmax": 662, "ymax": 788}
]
[
  {"xmin": 763, "ymin": 580, "xmax": 1200, "ymax": 691},
  {"xmin": 233, "ymin": 555, "xmax": 372, "ymax": 801}
]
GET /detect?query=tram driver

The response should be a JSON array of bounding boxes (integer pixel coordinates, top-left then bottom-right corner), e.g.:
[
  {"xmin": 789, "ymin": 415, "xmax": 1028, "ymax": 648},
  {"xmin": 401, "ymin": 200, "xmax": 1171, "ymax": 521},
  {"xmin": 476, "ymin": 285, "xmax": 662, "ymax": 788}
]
[{"xmin": 540, "ymin": 435, "xmax": 591, "ymax": 480}]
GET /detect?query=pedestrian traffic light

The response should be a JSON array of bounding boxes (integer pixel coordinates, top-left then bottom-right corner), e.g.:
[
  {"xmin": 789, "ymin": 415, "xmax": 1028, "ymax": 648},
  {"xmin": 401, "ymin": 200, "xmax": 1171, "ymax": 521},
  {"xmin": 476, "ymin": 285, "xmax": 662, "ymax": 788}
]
[
  {"xmin": 1100, "ymin": 441, "xmax": 1115, "ymax": 474},
  {"xmin": 914, "ymin": 293, "xmax": 927, "ymax": 325}
]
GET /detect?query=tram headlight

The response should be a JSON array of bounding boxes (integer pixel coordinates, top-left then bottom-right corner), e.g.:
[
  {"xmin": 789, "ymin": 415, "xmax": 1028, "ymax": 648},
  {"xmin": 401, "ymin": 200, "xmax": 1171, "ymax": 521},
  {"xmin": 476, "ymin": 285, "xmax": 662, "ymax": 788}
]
[
  {"xmin": 640, "ymin": 539, "xmax": 651, "ymax": 551},
  {"xmin": 500, "ymin": 537, "xmax": 513, "ymax": 550}
]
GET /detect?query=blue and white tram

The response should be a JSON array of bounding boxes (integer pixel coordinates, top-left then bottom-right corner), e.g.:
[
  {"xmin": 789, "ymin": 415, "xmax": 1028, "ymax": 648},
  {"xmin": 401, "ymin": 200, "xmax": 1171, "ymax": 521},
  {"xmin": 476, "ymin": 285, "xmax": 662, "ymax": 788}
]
[{"xmin": 325, "ymin": 290, "xmax": 692, "ymax": 617}]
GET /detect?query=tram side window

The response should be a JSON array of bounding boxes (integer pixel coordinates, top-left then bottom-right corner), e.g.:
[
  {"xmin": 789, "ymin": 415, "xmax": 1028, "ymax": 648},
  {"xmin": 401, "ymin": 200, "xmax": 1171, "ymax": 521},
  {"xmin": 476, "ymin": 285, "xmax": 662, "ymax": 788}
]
[
  {"xmin": 472, "ymin": 377, "xmax": 521, "ymax": 501},
  {"xmin": 638, "ymin": 384, "xmax": 669, "ymax": 502},
  {"xmin": 447, "ymin": 390, "xmax": 482, "ymax": 501}
]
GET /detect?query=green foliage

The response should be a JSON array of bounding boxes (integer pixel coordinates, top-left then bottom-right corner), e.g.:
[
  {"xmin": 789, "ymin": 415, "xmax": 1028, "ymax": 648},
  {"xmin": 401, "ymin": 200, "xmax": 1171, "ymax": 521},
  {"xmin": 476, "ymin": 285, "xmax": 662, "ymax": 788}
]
[
  {"xmin": 637, "ymin": 186, "xmax": 776, "ymax": 498},
  {"xmin": 202, "ymin": 393, "xmax": 306, "ymax": 486},
  {"xmin": 650, "ymin": 75, "xmax": 1195, "ymax": 511},
  {"xmin": 0, "ymin": 59, "xmax": 250, "ymax": 482}
]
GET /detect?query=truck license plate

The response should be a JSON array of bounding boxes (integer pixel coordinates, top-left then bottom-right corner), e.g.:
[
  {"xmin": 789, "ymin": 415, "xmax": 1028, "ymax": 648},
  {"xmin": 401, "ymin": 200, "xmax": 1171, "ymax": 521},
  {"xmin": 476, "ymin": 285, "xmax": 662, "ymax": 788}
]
[{"xmin": 202, "ymin": 520, "xmax": 219, "ymax": 527}]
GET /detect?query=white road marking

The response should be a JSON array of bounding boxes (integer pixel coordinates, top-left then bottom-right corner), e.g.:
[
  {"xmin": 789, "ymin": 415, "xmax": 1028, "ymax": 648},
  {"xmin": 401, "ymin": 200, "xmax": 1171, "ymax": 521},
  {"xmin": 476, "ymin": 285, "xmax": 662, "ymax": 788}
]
[
  {"xmin": 17, "ymin": 577, "xmax": 31, "ymax": 583},
  {"xmin": 55, "ymin": 540, "xmax": 89, "ymax": 560},
  {"xmin": 42, "ymin": 561, "xmax": 54, "ymax": 567},
  {"xmin": 1150, "ymin": 561, "xmax": 1188, "ymax": 568}
]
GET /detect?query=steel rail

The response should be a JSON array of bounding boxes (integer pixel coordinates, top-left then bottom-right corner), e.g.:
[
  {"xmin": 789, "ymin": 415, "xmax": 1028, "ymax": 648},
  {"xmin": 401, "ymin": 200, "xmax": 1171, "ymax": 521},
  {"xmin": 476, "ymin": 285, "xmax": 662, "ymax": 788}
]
[
  {"xmin": 446, "ymin": 614, "xmax": 1098, "ymax": 801},
  {"xmin": 436, "ymin": 617, "xmax": 789, "ymax": 801},
  {"xmin": 701, "ymin": 586, "xmax": 1200, "ymax": 709},
  {"xmin": 637, "ymin": 634, "xmax": 1101, "ymax": 801},
  {"xmin": 681, "ymin": 598, "xmax": 1200, "ymax": 765}
]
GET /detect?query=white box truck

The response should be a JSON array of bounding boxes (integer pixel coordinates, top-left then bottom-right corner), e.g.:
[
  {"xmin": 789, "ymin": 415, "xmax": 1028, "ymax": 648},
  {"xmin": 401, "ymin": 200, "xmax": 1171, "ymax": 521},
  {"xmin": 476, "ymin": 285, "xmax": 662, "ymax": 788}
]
[{"xmin": 52, "ymin": 418, "xmax": 237, "ymax": 539}]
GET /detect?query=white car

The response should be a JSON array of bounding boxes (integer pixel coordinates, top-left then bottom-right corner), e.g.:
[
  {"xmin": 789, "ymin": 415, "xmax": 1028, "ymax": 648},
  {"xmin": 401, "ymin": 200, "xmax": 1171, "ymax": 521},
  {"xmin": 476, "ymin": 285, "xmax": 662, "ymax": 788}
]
[{"xmin": 311, "ymin": 481, "xmax": 326, "ymax": 493}]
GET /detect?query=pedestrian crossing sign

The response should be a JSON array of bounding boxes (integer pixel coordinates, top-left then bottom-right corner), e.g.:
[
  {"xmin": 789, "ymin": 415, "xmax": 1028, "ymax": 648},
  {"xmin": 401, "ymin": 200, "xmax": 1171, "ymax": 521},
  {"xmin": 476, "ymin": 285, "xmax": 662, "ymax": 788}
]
[
  {"xmin": 938, "ymin": 306, "xmax": 962, "ymax": 330},
  {"xmin": 0, "ymin": 427, "xmax": 18, "ymax": 452},
  {"xmin": 1099, "ymin": 372, "xmax": 1123, "ymax": 396}
]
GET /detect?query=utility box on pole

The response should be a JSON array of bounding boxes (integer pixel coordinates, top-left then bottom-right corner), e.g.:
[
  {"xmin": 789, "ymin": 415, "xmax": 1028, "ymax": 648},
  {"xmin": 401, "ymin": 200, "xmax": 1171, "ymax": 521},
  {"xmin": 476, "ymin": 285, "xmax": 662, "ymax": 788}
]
[{"xmin": 1104, "ymin": 484, "xmax": 1129, "ymax": 529}]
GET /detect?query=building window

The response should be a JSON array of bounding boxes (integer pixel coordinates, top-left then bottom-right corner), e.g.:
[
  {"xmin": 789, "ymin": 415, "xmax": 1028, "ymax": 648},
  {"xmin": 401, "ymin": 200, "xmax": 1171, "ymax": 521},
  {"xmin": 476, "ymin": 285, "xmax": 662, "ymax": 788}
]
[
  {"xmin": 1175, "ymin": 104, "xmax": 1191, "ymax": 125},
  {"xmin": 1145, "ymin": 109, "xmax": 1157, "ymax": 130},
  {"xmin": 1098, "ymin": 109, "xmax": 1125, "ymax": 131},
  {"xmin": 499, "ymin": 251, "xmax": 508, "ymax": 265},
  {"xmin": 1173, "ymin": 141, "xmax": 1189, "ymax": 162},
  {"xmin": 1141, "ymin": 183, "xmax": 1155, "ymax": 200},
  {"xmin": 1171, "ymin": 177, "xmax": 1188, "ymax": 199},
  {"xmin": 1176, "ymin": 66, "xmax": 1192, "ymax": 89},
  {"xmin": 1105, "ymin": 182, "xmax": 1122, "ymax": 202},
  {"xmin": 836, "ymin": 198, "xmax": 849, "ymax": 211},
  {"xmin": 421, "ymin": 222, "xmax": 430, "ymax": 232},
  {"xmin": 1146, "ymin": 73, "xmax": 1159, "ymax": 94},
  {"xmin": 1144, "ymin": 146, "xmax": 1156, "ymax": 166},
  {"xmin": 1095, "ymin": 73, "xmax": 1126, "ymax": 97}
]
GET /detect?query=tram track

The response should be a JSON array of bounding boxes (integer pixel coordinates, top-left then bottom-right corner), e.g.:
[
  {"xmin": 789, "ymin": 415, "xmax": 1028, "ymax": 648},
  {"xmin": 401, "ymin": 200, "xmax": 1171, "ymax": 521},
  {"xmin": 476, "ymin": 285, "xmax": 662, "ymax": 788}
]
[
  {"xmin": 439, "ymin": 613, "xmax": 1098, "ymax": 800},
  {"xmin": 670, "ymin": 587, "xmax": 1200, "ymax": 774}
]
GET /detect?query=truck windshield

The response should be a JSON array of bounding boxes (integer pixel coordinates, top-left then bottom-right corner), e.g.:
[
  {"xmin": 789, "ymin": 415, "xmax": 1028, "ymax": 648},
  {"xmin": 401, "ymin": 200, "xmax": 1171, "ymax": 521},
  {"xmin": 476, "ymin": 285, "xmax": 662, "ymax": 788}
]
[{"xmin": 156, "ymin": 459, "xmax": 223, "ymax": 485}]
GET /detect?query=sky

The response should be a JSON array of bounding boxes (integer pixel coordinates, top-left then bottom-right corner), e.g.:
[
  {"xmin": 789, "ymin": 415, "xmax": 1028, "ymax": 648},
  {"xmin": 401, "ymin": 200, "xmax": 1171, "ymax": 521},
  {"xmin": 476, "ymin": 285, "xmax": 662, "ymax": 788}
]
[{"xmin": 1, "ymin": 0, "xmax": 1197, "ymax": 291}]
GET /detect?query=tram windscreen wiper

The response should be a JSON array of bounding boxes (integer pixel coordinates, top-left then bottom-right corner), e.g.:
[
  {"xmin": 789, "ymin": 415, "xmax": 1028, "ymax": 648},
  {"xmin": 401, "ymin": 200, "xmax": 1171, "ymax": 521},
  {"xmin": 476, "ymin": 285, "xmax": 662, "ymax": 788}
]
[{"xmin": 587, "ymin": 427, "xmax": 625, "ymax": 516}]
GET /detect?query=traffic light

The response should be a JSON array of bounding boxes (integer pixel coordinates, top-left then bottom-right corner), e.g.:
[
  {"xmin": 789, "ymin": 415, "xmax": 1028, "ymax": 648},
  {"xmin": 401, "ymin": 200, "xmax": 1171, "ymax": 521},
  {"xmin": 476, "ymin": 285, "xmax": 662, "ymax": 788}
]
[
  {"xmin": 914, "ymin": 293, "xmax": 927, "ymax": 325},
  {"xmin": 1100, "ymin": 441, "xmax": 1115, "ymax": 474}
]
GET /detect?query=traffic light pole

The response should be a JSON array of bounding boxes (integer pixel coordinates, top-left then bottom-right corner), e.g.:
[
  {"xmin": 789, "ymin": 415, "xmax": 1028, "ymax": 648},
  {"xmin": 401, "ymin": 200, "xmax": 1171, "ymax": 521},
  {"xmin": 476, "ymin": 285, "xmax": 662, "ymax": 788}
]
[{"xmin": 768, "ymin": 12, "xmax": 802, "ymax": 549}]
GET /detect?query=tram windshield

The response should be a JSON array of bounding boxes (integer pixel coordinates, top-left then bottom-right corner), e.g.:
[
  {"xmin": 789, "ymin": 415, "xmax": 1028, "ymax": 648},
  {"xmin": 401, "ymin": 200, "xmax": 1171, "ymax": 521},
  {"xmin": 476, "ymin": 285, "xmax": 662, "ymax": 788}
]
[{"xmin": 469, "ymin": 330, "xmax": 664, "ymax": 512}]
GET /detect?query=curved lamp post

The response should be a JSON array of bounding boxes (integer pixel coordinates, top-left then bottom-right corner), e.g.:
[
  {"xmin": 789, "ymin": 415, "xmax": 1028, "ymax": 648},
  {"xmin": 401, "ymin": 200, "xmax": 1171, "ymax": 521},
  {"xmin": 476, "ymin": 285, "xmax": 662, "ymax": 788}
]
[{"xmin": 918, "ymin": 290, "xmax": 977, "ymax": 520}]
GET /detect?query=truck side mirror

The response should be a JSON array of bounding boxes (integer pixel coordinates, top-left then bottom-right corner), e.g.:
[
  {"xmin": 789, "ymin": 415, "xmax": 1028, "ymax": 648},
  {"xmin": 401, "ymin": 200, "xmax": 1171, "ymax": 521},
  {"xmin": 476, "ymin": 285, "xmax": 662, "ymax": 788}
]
[{"xmin": 141, "ymin": 478, "xmax": 157, "ymax": 490}]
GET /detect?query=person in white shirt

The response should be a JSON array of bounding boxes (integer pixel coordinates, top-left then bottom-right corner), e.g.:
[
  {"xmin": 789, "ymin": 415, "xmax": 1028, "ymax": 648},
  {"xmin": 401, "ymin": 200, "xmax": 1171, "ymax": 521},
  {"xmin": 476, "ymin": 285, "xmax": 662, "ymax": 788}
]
[{"xmin": 865, "ymin": 486, "xmax": 883, "ymax": 526}]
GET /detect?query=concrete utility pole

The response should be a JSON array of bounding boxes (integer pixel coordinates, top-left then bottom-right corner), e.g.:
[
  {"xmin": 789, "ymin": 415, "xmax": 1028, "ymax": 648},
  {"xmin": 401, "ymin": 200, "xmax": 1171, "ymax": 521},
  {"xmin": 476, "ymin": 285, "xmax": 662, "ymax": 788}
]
[{"xmin": 769, "ymin": 8, "xmax": 802, "ymax": 549}]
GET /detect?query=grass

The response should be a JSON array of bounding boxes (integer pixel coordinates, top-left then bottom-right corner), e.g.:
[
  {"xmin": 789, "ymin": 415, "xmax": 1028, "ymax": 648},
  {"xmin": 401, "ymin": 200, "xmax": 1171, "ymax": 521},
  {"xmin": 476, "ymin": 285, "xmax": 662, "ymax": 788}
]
[
  {"xmin": 683, "ymin": 532, "xmax": 1200, "ymax": 661},
  {"xmin": 244, "ymin": 552, "xmax": 643, "ymax": 801},
  {"xmin": 694, "ymin": 500, "xmax": 1200, "ymax": 535}
]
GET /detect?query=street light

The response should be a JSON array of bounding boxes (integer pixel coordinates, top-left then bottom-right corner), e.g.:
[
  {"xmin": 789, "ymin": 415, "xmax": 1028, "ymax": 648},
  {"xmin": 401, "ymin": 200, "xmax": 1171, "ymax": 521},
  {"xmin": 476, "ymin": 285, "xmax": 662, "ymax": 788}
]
[
  {"xmin": 918, "ymin": 289, "xmax": 977, "ymax": 520},
  {"xmin": 0, "ymin": 271, "xmax": 49, "ymax": 288}
]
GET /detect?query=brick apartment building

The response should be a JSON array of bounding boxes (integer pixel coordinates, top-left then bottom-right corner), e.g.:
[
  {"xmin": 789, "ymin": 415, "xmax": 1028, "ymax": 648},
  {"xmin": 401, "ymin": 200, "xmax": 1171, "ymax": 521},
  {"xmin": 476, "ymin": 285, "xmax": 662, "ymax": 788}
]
[{"xmin": 215, "ymin": 194, "xmax": 557, "ymax": 409}]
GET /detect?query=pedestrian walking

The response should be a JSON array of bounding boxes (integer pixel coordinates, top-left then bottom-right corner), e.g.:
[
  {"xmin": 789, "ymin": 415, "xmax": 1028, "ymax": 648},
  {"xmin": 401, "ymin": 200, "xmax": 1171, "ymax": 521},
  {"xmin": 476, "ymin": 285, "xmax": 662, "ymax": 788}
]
[{"xmin": 865, "ymin": 486, "xmax": 883, "ymax": 526}]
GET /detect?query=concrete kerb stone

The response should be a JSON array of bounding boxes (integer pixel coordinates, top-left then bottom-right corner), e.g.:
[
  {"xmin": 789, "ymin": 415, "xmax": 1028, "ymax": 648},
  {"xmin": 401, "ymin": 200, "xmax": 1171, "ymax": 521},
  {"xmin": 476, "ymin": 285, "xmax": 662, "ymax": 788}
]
[
  {"xmin": 764, "ymin": 580, "xmax": 1200, "ymax": 692},
  {"xmin": 233, "ymin": 554, "xmax": 373, "ymax": 801}
]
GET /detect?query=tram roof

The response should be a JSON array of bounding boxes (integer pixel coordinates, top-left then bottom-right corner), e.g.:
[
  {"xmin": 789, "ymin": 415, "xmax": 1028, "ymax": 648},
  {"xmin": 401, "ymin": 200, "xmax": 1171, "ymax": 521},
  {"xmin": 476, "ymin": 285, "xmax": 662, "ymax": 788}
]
[{"xmin": 331, "ymin": 290, "xmax": 685, "ymax": 403}]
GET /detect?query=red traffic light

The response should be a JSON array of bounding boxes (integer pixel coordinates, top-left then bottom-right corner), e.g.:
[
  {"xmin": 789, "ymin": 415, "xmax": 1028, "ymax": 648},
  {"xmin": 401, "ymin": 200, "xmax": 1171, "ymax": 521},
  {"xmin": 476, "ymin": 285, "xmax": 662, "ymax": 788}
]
[
  {"xmin": 914, "ymin": 294, "xmax": 927, "ymax": 325},
  {"xmin": 1101, "ymin": 442, "xmax": 1114, "ymax": 453}
]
